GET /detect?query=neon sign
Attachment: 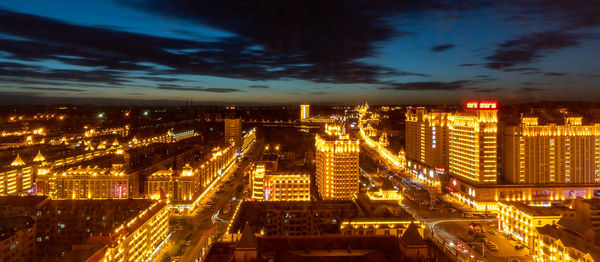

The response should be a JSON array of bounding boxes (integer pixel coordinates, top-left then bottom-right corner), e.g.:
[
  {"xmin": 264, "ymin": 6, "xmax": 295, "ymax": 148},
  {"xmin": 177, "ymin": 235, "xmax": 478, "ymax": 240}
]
[{"xmin": 466, "ymin": 100, "xmax": 497, "ymax": 109}]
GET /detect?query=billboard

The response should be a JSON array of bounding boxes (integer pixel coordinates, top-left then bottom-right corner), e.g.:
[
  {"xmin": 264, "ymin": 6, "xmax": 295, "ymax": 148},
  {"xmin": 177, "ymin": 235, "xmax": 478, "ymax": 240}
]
[{"xmin": 563, "ymin": 189, "xmax": 586, "ymax": 199}]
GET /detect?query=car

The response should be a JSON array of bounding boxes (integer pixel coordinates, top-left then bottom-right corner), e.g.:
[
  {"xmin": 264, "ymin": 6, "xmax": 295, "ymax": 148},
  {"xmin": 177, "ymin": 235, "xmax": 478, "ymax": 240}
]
[
  {"xmin": 515, "ymin": 244, "xmax": 525, "ymax": 250},
  {"xmin": 463, "ymin": 213, "xmax": 473, "ymax": 218},
  {"xmin": 488, "ymin": 245, "xmax": 499, "ymax": 251},
  {"xmin": 489, "ymin": 230, "xmax": 498, "ymax": 235}
]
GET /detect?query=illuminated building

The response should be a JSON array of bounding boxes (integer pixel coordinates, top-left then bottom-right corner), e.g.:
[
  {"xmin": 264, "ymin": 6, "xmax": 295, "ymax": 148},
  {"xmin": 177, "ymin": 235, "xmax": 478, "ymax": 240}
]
[
  {"xmin": 240, "ymin": 128, "xmax": 256, "ymax": 155},
  {"xmin": 300, "ymin": 104, "xmax": 310, "ymax": 120},
  {"xmin": 251, "ymin": 164, "xmax": 266, "ymax": 200},
  {"xmin": 225, "ymin": 118, "xmax": 242, "ymax": 147},
  {"xmin": 498, "ymin": 202, "xmax": 568, "ymax": 248},
  {"xmin": 148, "ymin": 144, "xmax": 237, "ymax": 211},
  {"xmin": 504, "ymin": 115, "xmax": 600, "ymax": 184},
  {"xmin": 448, "ymin": 101, "xmax": 498, "ymax": 184},
  {"xmin": 0, "ymin": 197, "xmax": 169, "ymax": 261},
  {"xmin": 315, "ymin": 132, "xmax": 360, "ymax": 200},
  {"xmin": 128, "ymin": 129, "xmax": 196, "ymax": 148},
  {"xmin": 534, "ymin": 218, "xmax": 600, "ymax": 262},
  {"xmin": 148, "ymin": 164, "xmax": 200, "ymax": 211},
  {"xmin": 1, "ymin": 156, "xmax": 33, "ymax": 195},
  {"xmin": 367, "ymin": 179, "xmax": 403, "ymax": 202},
  {"xmin": 405, "ymin": 108, "xmax": 450, "ymax": 171},
  {"xmin": 251, "ymin": 164, "xmax": 310, "ymax": 201},
  {"xmin": 36, "ymin": 166, "xmax": 136, "ymax": 199}
]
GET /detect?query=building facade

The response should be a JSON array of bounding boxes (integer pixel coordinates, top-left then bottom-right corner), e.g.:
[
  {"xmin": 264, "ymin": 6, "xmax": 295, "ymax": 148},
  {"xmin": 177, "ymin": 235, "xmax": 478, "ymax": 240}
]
[
  {"xmin": 300, "ymin": 104, "xmax": 310, "ymax": 120},
  {"xmin": 498, "ymin": 202, "xmax": 566, "ymax": 248},
  {"xmin": 405, "ymin": 107, "xmax": 450, "ymax": 170},
  {"xmin": 315, "ymin": 133, "xmax": 359, "ymax": 200},
  {"xmin": 448, "ymin": 101, "xmax": 498, "ymax": 184},
  {"xmin": 504, "ymin": 116, "xmax": 600, "ymax": 184},
  {"xmin": 36, "ymin": 167, "xmax": 136, "ymax": 199},
  {"xmin": 251, "ymin": 166, "xmax": 310, "ymax": 201},
  {"xmin": 225, "ymin": 118, "xmax": 242, "ymax": 147}
]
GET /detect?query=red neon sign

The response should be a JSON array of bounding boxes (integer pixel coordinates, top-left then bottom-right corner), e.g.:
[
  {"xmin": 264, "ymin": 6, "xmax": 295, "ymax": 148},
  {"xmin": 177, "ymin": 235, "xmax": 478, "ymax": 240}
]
[{"xmin": 466, "ymin": 100, "xmax": 497, "ymax": 109}]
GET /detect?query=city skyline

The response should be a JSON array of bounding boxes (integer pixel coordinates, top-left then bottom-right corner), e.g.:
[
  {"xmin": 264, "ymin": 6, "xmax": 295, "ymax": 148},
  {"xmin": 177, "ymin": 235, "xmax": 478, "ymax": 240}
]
[{"xmin": 1, "ymin": 1, "xmax": 600, "ymax": 105}]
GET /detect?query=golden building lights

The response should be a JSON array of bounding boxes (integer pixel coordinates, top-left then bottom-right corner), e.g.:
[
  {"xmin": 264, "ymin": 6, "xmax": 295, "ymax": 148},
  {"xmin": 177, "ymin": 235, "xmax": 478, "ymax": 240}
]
[
  {"xmin": 36, "ymin": 166, "xmax": 134, "ymax": 199},
  {"xmin": 32, "ymin": 150, "xmax": 45, "ymax": 162},
  {"xmin": 448, "ymin": 101, "xmax": 498, "ymax": 184},
  {"xmin": 10, "ymin": 154, "xmax": 25, "ymax": 166},
  {"xmin": 505, "ymin": 115, "xmax": 600, "ymax": 184},
  {"xmin": 300, "ymin": 104, "xmax": 310, "ymax": 120},
  {"xmin": 251, "ymin": 165, "xmax": 310, "ymax": 201},
  {"xmin": 315, "ymin": 132, "xmax": 360, "ymax": 200}
]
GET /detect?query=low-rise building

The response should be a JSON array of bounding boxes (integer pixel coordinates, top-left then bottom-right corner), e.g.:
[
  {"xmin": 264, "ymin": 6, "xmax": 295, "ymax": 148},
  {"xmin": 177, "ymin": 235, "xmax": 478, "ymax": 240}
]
[
  {"xmin": 534, "ymin": 218, "xmax": 600, "ymax": 262},
  {"xmin": 498, "ymin": 202, "xmax": 570, "ymax": 248}
]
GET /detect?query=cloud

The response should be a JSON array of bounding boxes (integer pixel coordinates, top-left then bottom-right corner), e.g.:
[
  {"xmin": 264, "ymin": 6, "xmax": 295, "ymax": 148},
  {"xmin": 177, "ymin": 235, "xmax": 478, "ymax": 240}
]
[
  {"xmin": 502, "ymin": 67, "xmax": 538, "ymax": 72},
  {"xmin": 309, "ymin": 92, "xmax": 334, "ymax": 95},
  {"xmin": 21, "ymin": 86, "xmax": 84, "ymax": 92},
  {"xmin": 459, "ymin": 63, "xmax": 479, "ymax": 67},
  {"xmin": 379, "ymin": 80, "xmax": 472, "ymax": 91},
  {"xmin": 544, "ymin": 72, "xmax": 567, "ymax": 76},
  {"xmin": 248, "ymin": 85, "xmax": 270, "ymax": 89},
  {"xmin": 485, "ymin": 31, "xmax": 581, "ymax": 70},
  {"xmin": 157, "ymin": 84, "xmax": 242, "ymax": 93},
  {"xmin": 519, "ymin": 87, "xmax": 548, "ymax": 92},
  {"xmin": 430, "ymin": 44, "xmax": 455, "ymax": 52}
]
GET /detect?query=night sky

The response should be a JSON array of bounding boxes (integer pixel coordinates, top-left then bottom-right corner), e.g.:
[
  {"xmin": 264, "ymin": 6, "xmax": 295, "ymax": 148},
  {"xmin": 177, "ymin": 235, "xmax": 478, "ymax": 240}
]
[{"xmin": 1, "ymin": 0, "xmax": 599, "ymax": 105}]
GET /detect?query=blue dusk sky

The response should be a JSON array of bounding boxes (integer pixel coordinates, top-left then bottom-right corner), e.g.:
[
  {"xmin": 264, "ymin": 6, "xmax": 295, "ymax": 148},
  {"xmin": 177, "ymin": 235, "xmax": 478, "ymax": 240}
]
[{"xmin": 0, "ymin": 0, "xmax": 599, "ymax": 105}]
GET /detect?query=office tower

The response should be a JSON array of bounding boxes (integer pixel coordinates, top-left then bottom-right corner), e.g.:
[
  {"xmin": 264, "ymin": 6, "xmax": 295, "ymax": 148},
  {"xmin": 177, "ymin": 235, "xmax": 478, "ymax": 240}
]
[
  {"xmin": 300, "ymin": 104, "xmax": 310, "ymax": 120},
  {"xmin": 405, "ymin": 108, "xmax": 450, "ymax": 170},
  {"xmin": 504, "ymin": 115, "xmax": 600, "ymax": 184},
  {"xmin": 225, "ymin": 118, "xmax": 242, "ymax": 147},
  {"xmin": 315, "ymin": 132, "xmax": 359, "ymax": 200},
  {"xmin": 448, "ymin": 101, "xmax": 498, "ymax": 184}
]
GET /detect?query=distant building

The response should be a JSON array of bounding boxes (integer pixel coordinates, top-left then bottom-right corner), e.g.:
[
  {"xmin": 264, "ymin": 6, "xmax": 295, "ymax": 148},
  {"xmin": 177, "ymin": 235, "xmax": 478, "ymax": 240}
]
[
  {"xmin": 315, "ymin": 132, "xmax": 360, "ymax": 200},
  {"xmin": 504, "ymin": 115, "xmax": 600, "ymax": 184},
  {"xmin": 224, "ymin": 118, "xmax": 242, "ymax": 148},
  {"xmin": 300, "ymin": 104, "xmax": 310, "ymax": 120}
]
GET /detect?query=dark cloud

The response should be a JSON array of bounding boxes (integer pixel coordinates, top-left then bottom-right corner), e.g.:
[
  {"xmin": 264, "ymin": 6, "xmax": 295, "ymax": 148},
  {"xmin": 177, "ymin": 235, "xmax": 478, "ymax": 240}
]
[
  {"xmin": 21, "ymin": 86, "xmax": 84, "ymax": 92},
  {"xmin": 473, "ymin": 87, "xmax": 502, "ymax": 93},
  {"xmin": 157, "ymin": 84, "xmax": 242, "ymax": 93},
  {"xmin": 521, "ymin": 82, "xmax": 545, "ymax": 85},
  {"xmin": 248, "ymin": 85, "xmax": 270, "ymax": 89},
  {"xmin": 459, "ymin": 63, "xmax": 479, "ymax": 67},
  {"xmin": 309, "ymin": 92, "xmax": 334, "ymax": 95},
  {"xmin": 502, "ymin": 67, "xmax": 538, "ymax": 72},
  {"xmin": 544, "ymin": 72, "xmax": 567, "ymax": 76},
  {"xmin": 430, "ymin": 44, "xmax": 455, "ymax": 52},
  {"xmin": 379, "ymin": 80, "xmax": 472, "ymax": 91},
  {"xmin": 521, "ymin": 71, "xmax": 540, "ymax": 75},
  {"xmin": 520, "ymin": 87, "xmax": 548, "ymax": 92},
  {"xmin": 485, "ymin": 31, "xmax": 580, "ymax": 70}
]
